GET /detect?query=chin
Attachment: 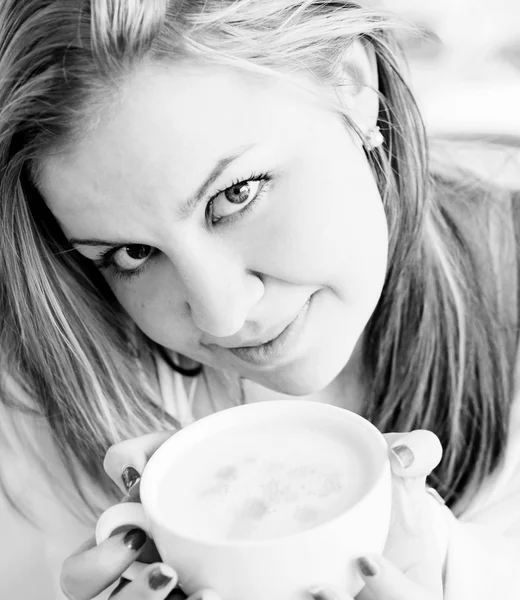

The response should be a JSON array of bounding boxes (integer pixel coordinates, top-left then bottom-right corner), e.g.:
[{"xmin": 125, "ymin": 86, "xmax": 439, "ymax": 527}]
[{"xmin": 250, "ymin": 356, "xmax": 348, "ymax": 397}]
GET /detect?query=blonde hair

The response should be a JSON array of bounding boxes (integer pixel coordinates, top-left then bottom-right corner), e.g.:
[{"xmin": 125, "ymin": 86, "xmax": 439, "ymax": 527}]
[{"xmin": 0, "ymin": 0, "xmax": 514, "ymax": 521}]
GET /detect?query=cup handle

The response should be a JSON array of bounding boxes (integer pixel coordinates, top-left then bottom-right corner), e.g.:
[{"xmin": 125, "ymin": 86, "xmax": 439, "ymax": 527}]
[{"xmin": 95, "ymin": 502, "xmax": 151, "ymax": 581}]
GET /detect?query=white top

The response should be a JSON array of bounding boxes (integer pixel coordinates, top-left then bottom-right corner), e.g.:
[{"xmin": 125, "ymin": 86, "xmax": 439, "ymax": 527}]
[{"xmin": 1, "ymin": 352, "xmax": 520, "ymax": 599}]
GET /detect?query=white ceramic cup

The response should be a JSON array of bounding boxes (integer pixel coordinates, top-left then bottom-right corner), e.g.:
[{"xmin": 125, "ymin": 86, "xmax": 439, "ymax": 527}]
[{"xmin": 96, "ymin": 400, "xmax": 392, "ymax": 600}]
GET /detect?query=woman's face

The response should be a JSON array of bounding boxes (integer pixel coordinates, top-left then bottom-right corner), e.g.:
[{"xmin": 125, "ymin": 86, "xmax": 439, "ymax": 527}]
[{"xmin": 40, "ymin": 61, "xmax": 388, "ymax": 395}]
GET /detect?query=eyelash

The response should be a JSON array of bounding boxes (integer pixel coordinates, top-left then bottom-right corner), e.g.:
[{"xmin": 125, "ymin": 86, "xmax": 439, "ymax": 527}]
[
  {"xmin": 93, "ymin": 246, "xmax": 159, "ymax": 282},
  {"xmin": 94, "ymin": 170, "xmax": 273, "ymax": 282},
  {"xmin": 206, "ymin": 171, "xmax": 273, "ymax": 225}
]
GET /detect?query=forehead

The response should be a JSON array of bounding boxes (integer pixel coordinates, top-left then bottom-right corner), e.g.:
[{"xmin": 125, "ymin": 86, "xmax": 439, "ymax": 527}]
[{"xmin": 38, "ymin": 61, "xmax": 331, "ymax": 237}]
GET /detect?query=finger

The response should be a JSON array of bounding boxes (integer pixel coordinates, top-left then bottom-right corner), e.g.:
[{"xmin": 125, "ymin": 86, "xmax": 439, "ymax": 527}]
[
  {"xmin": 112, "ymin": 563, "xmax": 178, "ymax": 599},
  {"xmin": 104, "ymin": 432, "xmax": 175, "ymax": 494},
  {"xmin": 355, "ymin": 554, "xmax": 438, "ymax": 600},
  {"xmin": 61, "ymin": 529, "xmax": 148, "ymax": 600},
  {"xmin": 109, "ymin": 578, "xmax": 131, "ymax": 598},
  {"xmin": 377, "ymin": 532, "xmax": 443, "ymax": 598},
  {"xmin": 109, "ymin": 576, "xmax": 223, "ymax": 600},
  {"xmin": 382, "ymin": 485, "xmax": 444, "ymax": 593},
  {"xmin": 67, "ymin": 535, "xmax": 96, "ymax": 559},
  {"xmin": 384, "ymin": 430, "xmax": 442, "ymax": 479},
  {"xmin": 186, "ymin": 589, "xmax": 223, "ymax": 600},
  {"xmin": 165, "ymin": 590, "xmax": 189, "ymax": 600},
  {"xmin": 164, "ymin": 587, "xmax": 223, "ymax": 600},
  {"xmin": 307, "ymin": 585, "xmax": 354, "ymax": 599}
]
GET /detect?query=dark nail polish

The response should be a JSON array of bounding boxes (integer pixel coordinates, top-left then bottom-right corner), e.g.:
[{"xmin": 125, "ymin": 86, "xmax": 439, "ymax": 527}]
[
  {"xmin": 167, "ymin": 590, "xmax": 189, "ymax": 600},
  {"xmin": 391, "ymin": 444, "xmax": 414, "ymax": 468},
  {"xmin": 123, "ymin": 527, "xmax": 147, "ymax": 551},
  {"xmin": 148, "ymin": 566, "xmax": 173, "ymax": 590},
  {"xmin": 309, "ymin": 592, "xmax": 328, "ymax": 600},
  {"xmin": 357, "ymin": 556, "xmax": 378, "ymax": 577},
  {"xmin": 121, "ymin": 466, "xmax": 141, "ymax": 491}
]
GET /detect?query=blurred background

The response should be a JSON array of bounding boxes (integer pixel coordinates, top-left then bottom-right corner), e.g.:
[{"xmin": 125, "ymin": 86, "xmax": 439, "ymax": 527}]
[
  {"xmin": 1, "ymin": 1, "xmax": 520, "ymax": 599},
  {"xmin": 381, "ymin": 0, "xmax": 520, "ymax": 186}
]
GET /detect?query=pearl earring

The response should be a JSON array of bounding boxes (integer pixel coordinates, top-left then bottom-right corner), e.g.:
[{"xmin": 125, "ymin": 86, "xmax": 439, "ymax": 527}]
[{"xmin": 363, "ymin": 125, "xmax": 384, "ymax": 151}]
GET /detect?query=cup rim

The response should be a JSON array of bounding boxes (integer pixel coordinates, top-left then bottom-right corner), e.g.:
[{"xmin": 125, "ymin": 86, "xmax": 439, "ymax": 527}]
[{"xmin": 140, "ymin": 400, "xmax": 390, "ymax": 548}]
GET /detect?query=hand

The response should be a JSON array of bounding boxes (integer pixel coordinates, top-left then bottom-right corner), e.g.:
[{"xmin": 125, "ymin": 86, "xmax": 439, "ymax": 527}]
[
  {"xmin": 61, "ymin": 531, "xmax": 178, "ymax": 600},
  {"xmin": 308, "ymin": 430, "xmax": 445, "ymax": 600},
  {"xmin": 64, "ymin": 429, "xmax": 444, "ymax": 600},
  {"xmin": 60, "ymin": 432, "xmax": 218, "ymax": 600}
]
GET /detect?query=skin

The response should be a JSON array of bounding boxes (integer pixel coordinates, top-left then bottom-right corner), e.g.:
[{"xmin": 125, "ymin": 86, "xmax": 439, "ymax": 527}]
[
  {"xmin": 60, "ymin": 430, "xmax": 444, "ymax": 600},
  {"xmin": 39, "ymin": 58, "xmax": 388, "ymax": 401},
  {"xmin": 42, "ymin": 47, "xmax": 442, "ymax": 600}
]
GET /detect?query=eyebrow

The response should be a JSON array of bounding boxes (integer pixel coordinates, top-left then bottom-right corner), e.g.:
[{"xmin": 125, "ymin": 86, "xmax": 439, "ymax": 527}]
[{"xmin": 69, "ymin": 144, "xmax": 255, "ymax": 248}]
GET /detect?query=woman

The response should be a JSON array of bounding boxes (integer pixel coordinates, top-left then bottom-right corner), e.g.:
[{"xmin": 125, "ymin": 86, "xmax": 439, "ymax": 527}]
[{"xmin": 0, "ymin": 0, "xmax": 519, "ymax": 598}]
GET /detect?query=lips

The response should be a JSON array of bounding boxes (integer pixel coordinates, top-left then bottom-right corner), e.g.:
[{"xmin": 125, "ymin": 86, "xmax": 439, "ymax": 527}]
[
  {"xmin": 227, "ymin": 295, "xmax": 312, "ymax": 365},
  {"xmin": 202, "ymin": 302, "xmax": 309, "ymax": 350},
  {"xmin": 229, "ymin": 323, "xmax": 291, "ymax": 349},
  {"xmin": 224, "ymin": 319, "xmax": 294, "ymax": 349}
]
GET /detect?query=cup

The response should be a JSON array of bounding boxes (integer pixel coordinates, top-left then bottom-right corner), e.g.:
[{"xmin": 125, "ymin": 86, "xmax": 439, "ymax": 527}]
[{"xmin": 96, "ymin": 400, "xmax": 392, "ymax": 600}]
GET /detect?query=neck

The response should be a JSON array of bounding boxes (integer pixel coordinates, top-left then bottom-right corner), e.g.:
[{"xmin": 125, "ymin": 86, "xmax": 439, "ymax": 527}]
[
  {"xmin": 190, "ymin": 338, "xmax": 368, "ymax": 420},
  {"xmin": 242, "ymin": 343, "xmax": 367, "ymax": 415}
]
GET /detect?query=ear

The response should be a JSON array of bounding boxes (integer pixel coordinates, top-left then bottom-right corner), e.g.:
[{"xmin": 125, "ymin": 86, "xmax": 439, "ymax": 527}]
[{"xmin": 335, "ymin": 39, "xmax": 380, "ymax": 133}]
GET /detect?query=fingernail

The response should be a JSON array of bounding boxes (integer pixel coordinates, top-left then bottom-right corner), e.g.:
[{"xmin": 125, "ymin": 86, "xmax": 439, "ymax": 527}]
[
  {"xmin": 121, "ymin": 466, "xmax": 141, "ymax": 492},
  {"xmin": 123, "ymin": 527, "xmax": 147, "ymax": 551},
  {"xmin": 391, "ymin": 444, "xmax": 414, "ymax": 468},
  {"xmin": 148, "ymin": 565, "xmax": 175, "ymax": 590},
  {"xmin": 357, "ymin": 556, "xmax": 378, "ymax": 577}
]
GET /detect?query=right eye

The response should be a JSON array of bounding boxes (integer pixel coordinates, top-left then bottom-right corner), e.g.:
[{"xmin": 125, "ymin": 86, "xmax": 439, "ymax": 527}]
[
  {"xmin": 111, "ymin": 244, "xmax": 154, "ymax": 270},
  {"xmin": 97, "ymin": 244, "xmax": 156, "ymax": 277}
]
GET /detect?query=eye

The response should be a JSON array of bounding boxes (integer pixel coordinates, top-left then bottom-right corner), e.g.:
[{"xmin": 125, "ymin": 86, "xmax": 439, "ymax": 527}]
[
  {"xmin": 112, "ymin": 244, "xmax": 154, "ymax": 271},
  {"xmin": 210, "ymin": 179, "xmax": 262, "ymax": 222}
]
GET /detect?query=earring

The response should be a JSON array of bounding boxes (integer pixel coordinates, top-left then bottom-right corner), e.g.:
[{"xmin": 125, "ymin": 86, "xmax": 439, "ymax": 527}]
[{"xmin": 363, "ymin": 125, "xmax": 384, "ymax": 151}]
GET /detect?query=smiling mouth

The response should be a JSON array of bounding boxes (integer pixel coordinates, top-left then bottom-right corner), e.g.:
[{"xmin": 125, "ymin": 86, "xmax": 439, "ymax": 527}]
[
  {"xmin": 226, "ymin": 295, "xmax": 313, "ymax": 365},
  {"xmin": 228, "ymin": 318, "xmax": 296, "ymax": 350},
  {"xmin": 229, "ymin": 323, "xmax": 292, "ymax": 351}
]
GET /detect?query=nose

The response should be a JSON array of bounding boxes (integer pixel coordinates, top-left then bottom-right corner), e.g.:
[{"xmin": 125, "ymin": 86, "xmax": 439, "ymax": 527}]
[{"xmin": 173, "ymin": 235, "xmax": 264, "ymax": 338}]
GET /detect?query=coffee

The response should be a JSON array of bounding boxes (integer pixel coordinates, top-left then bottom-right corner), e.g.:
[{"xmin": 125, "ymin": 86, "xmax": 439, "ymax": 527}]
[{"xmin": 157, "ymin": 416, "xmax": 376, "ymax": 542}]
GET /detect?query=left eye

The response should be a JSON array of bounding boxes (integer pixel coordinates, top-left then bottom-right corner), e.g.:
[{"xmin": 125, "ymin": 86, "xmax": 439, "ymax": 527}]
[{"xmin": 210, "ymin": 179, "xmax": 262, "ymax": 221}]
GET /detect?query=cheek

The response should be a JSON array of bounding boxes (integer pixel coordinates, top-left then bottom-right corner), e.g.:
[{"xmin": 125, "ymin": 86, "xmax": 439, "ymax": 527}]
[
  {"xmin": 107, "ymin": 272, "xmax": 194, "ymax": 350},
  {"xmin": 245, "ymin": 138, "xmax": 388, "ymax": 303}
]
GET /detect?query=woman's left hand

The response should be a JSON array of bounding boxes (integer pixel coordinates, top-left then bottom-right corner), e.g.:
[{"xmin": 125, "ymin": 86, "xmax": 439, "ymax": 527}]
[{"xmin": 310, "ymin": 429, "xmax": 445, "ymax": 600}]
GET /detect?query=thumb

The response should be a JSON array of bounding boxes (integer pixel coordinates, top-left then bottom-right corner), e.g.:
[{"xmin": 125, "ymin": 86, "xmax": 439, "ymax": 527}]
[
  {"xmin": 384, "ymin": 430, "xmax": 443, "ymax": 481},
  {"xmin": 355, "ymin": 554, "xmax": 439, "ymax": 600},
  {"xmin": 308, "ymin": 586, "xmax": 355, "ymax": 600}
]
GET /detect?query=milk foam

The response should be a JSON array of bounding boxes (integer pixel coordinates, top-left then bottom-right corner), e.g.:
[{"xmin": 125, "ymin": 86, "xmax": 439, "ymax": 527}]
[{"xmin": 157, "ymin": 418, "xmax": 375, "ymax": 542}]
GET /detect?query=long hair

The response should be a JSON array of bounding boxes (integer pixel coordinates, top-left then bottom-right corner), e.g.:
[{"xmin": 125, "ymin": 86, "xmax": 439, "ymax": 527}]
[{"xmin": 0, "ymin": 0, "xmax": 514, "ymax": 522}]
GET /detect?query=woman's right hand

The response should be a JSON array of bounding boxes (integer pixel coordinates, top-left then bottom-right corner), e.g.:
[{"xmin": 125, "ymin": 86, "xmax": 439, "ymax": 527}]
[
  {"xmin": 61, "ymin": 531, "xmax": 182, "ymax": 600},
  {"xmin": 60, "ymin": 432, "xmax": 218, "ymax": 600}
]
